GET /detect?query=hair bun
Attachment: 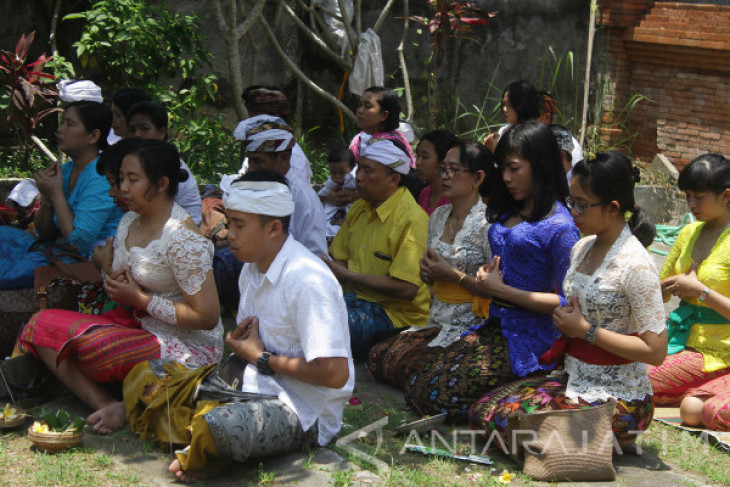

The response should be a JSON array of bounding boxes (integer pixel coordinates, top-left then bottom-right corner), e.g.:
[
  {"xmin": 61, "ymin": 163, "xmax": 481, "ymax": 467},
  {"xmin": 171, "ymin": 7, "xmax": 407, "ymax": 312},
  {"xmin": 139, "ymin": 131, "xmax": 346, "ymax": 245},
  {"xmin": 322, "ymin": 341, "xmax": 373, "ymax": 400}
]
[
  {"xmin": 632, "ymin": 166, "xmax": 641, "ymax": 183},
  {"xmin": 178, "ymin": 168, "xmax": 189, "ymax": 183}
]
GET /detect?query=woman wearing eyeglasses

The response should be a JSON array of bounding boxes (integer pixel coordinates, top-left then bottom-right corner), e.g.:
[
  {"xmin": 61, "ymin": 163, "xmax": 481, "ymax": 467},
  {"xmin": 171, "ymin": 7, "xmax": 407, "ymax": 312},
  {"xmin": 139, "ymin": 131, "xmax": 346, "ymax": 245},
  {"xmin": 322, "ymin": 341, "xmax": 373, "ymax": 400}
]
[
  {"xmin": 469, "ymin": 150, "xmax": 666, "ymax": 454},
  {"xmin": 405, "ymin": 121, "xmax": 579, "ymax": 418},
  {"xmin": 368, "ymin": 141, "xmax": 494, "ymax": 389}
]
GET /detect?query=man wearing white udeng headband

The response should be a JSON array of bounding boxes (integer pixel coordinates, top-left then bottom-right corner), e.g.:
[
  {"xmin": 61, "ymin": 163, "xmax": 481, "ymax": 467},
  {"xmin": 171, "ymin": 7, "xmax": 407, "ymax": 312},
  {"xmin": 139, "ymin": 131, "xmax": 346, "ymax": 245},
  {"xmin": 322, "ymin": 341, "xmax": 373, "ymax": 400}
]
[{"xmin": 123, "ymin": 169, "xmax": 354, "ymax": 483}]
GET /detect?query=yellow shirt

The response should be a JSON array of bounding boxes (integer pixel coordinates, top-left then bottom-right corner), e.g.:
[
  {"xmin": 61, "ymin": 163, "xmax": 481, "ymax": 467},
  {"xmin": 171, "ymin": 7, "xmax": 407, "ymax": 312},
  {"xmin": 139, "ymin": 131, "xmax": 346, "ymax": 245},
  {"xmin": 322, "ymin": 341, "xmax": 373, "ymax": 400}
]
[
  {"xmin": 660, "ymin": 221, "xmax": 730, "ymax": 371},
  {"xmin": 330, "ymin": 187, "xmax": 430, "ymax": 328}
]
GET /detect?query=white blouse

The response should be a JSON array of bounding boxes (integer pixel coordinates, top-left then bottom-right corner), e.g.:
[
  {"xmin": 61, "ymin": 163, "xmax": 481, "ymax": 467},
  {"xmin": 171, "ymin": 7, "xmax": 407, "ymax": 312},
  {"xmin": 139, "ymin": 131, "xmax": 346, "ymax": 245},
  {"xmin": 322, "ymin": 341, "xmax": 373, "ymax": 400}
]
[
  {"xmin": 113, "ymin": 203, "xmax": 223, "ymax": 366},
  {"xmin": 422, "ymin": 199, "xmax": 491, "ymax": 347},
  {"xmin": 562, "ymin": 225, "xmax": 665, "ymax": 402}
]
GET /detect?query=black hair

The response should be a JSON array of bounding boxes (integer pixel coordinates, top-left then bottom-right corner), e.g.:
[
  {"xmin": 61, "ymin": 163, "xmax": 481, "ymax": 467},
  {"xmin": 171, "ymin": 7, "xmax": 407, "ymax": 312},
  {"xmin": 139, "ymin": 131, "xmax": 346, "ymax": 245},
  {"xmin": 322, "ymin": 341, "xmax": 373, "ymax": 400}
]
[
  {"xmin": 363, "ymin": 86, "xmax": 400, "ymax": 132},
  {"xmin": 65, "ymin": 100, "xmax": 112, "ymax": 151},
  {"xmin": 489, "ymin": 120, "xmax": 569, "ymax": 223},
  {"xmin": 503, "ymin": 80, "xmax": 541, "ymax": 122},
  {"xmin": 112, "ymin": 88, "xmax": 151, "ymax": 117},
  {"xmin": 678, "ymin": 152, "xmax": 730, "ymax": 194},
  {"xmin": 235, "ymin": 169, "xmax": 291, "ymax": 233},
  {"xmin": 418, "ymin": 129, "xmax": 460, "ymax": 164},
  {"xmin": 328, "ymin": 147, "xmax": 356, "ymax": 169},
  {"xmin": 127, "ymin": 101, "xmax": 168, "ymax": 133},
  {"xmin": 455, "ymin": 141, "xmax": 496, "ymax": 198},
  {"xmin": 572, "ymin": 151, "xmax": 655, "ymax": 246},
  {"xmin": 103, "ymin": 138, "xmax": 186, "ymax": 199}
]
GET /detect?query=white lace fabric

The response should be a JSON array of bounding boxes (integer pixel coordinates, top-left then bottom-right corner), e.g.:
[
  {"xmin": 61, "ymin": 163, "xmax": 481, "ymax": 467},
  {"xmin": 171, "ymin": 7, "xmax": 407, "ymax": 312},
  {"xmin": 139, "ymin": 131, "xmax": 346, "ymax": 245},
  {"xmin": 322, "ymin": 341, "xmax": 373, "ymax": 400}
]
[
  {"xmin": 421, "ymin": 200, "xmax": 491, "ymax": 347},
  {"xmin": 113, "ymin": 204, "xmax": 223, "ymax": 366},
  {"xmin": 562, "ymin": 226, "xmax": 666, "ymax": 402}
]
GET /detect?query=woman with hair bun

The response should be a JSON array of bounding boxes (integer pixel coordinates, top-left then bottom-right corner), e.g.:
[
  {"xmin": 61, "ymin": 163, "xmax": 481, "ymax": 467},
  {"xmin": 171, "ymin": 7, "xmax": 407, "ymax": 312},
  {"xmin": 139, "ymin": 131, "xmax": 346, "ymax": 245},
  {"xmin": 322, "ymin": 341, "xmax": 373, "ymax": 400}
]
[
  {"xmin": 469, "ymin": 150, "xmax": 667, "ymax": 453},
  {"xmin": 649, "ymin": 152, "xmax": 730, "ymax": 431},
  {"xmin": 13, "ymin": 138, "xmax": 223, "ymax": 435}
]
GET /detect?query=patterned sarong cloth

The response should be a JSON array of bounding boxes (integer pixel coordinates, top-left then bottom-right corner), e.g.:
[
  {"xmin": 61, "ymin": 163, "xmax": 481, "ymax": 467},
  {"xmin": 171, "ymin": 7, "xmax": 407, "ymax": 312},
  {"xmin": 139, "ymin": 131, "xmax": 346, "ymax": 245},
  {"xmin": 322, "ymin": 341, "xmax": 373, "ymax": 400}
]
[
  {"xmin": 403, "ymin": 319, "xmax": 514, "ymax": 418},
  {"xmin": 648, "ymin": 350, "xmax": 730, "ymax": 431},
  {"xmin": 468, "ymin": 375, "xmax": 654, "ymax": 449},
  {"xmin": 124, "ymin": 359, "xmax": 315, "ymax": 471},
  {"xmin": 13, "ymin": 307, "xmax": 160, "ymax": 383},
  {"xmin": 368, "ymin": 326, "xmax": 442, "ymax": 388}
]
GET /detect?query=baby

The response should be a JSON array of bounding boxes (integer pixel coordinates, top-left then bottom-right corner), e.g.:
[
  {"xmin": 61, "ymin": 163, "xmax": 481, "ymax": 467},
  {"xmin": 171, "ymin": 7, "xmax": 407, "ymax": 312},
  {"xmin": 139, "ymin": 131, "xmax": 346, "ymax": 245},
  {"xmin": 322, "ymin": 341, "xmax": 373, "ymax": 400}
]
[{"xmin": 318, "ymin": 148, "xmax": 357, "ymax": 243}]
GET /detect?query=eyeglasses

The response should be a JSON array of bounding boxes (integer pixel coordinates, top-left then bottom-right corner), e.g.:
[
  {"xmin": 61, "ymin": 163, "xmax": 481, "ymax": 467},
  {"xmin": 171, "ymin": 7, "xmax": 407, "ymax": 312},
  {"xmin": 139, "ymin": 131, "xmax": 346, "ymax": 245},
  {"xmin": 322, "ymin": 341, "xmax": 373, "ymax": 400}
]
[
  {"xmin": 565, "ymin": 197, "xmax": 610, "ymax": 214},
  {"xmin": 435, "ymin": 166, "xmax": 472, "ymax": 177}
]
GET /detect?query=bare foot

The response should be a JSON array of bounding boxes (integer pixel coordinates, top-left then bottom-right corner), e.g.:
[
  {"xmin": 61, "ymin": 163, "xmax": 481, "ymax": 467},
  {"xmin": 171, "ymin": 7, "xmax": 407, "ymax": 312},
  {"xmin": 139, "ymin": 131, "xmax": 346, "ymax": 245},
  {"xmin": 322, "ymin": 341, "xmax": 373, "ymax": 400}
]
[
  {"xmin": 168, "ymin": 458, "xmax": 227, "ymax": 483},
  {"xmin": 87, "ymin": 401, "xmax": 126, "ymax": 435}
]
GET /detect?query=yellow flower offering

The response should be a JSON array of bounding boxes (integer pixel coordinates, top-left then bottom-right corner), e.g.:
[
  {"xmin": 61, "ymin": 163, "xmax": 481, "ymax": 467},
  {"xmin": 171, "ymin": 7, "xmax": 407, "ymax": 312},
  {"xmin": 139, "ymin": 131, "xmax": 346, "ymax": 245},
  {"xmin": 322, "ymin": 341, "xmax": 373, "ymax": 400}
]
[
  {"xmin": 32, "ymin": 421, "xmax": 50, "ymax": 433},
  {"xmin": 1, "ymin": 403, "xmax": 18, "ymax": 420},
  {"xmin": 498, "ymin": 469, "xmax": 516, "ymax": 484}
]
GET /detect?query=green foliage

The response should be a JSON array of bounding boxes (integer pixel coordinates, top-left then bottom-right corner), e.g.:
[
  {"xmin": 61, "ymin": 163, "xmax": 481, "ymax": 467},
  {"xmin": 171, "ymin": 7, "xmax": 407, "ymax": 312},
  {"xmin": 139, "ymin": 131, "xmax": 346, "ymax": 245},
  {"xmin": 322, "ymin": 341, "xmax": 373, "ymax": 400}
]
[
  {"xmin": 159, "ymin": 77, "xmax": 240, "ymax": 182},
  {"xmin": 64, "ymin": 0, "xmax": 211, "ymax": 90},
  {"xmin": 61, "ymin": 0, "xmax": 237, "ymax": 182},
  {"xmin": 583, "ymin": 74, "xmax": 653, "ymax": 157},
  {"xmin": 0, "ymin": 141, "xmax": 53, "ymax": 177},
  {"xmin": 296, "ymin": 126, "xmax": 332, "ymax": 184},
  {"xmin": 537, "ymin": 47, "xmax": 578, "ymax": 130},
  {"xmin": 330, "ymin": 468, "xmax": 355, "ymax": 487},
  {"xmin": 38, "ymin": 408, "xmax": 86, "ymax": 432},
  {"xmin": 443, "ymin": 77, "xmax": 503, "ymax": 141}
]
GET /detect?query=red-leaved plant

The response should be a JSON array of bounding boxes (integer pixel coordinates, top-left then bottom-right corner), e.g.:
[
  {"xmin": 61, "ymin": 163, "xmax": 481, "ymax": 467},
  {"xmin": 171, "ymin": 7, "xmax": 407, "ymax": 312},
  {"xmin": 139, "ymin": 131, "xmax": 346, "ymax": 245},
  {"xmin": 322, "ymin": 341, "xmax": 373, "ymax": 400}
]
[
  {"xmin": 409, "ymin": 1, "xmax": 496, "ymax": 123},
  {"xmin": 0, "ymin": 31, "xmax": 61, "ymax": 164}
]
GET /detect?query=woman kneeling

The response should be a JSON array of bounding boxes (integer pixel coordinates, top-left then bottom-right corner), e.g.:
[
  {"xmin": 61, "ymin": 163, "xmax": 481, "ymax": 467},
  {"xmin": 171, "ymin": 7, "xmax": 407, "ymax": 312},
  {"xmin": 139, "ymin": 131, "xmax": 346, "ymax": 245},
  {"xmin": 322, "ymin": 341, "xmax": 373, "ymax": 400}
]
[
  {"xmin": 649, "ymin": 153, "xmax": 730, "ymax": 431},
  {"xmin": 469, "ymin": 152, "xmax": 667, "ymax": 452},
  {"xmin": 13, "ymin": 139, "xmax": 223, "ymax": 434}
]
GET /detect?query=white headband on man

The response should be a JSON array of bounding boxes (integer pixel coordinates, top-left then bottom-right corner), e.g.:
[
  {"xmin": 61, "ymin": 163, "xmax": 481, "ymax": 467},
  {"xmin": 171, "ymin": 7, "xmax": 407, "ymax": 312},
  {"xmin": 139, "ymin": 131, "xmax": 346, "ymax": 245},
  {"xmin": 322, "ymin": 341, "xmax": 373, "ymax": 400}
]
[
  {"xmin": 233, "ymin": 115, "xmax": 286, "ymax": 140},
  {"xmin": 243, "ymin": 129, "xmax": 295, "ymax": 152},
  {"xmin": 360, "ymin": 137, "xmax": 410, "ymax": 175},
  {"xmin": 58, "ymin": 79, "xmax": 103, "ymax": 103},
  {"xmin": 221, "ymin": 179, "xmax": 294, "ymax": 217}
]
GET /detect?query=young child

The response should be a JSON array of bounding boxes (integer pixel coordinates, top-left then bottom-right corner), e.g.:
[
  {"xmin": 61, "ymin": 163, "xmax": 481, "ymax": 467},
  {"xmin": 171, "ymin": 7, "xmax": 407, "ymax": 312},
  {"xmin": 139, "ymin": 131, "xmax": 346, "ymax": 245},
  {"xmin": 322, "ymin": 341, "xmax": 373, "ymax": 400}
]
[{"xmin": 319, "ymin": 148, "xmax": 357, "ymax": 242}]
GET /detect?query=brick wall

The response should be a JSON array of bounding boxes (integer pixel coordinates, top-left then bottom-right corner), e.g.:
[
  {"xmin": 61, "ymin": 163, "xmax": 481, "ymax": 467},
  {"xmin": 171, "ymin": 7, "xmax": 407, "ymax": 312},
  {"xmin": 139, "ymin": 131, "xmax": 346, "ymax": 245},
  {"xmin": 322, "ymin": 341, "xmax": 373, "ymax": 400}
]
[{"xmin": 598, "ymin": 1, "xmax": 730, "ymax": 170}]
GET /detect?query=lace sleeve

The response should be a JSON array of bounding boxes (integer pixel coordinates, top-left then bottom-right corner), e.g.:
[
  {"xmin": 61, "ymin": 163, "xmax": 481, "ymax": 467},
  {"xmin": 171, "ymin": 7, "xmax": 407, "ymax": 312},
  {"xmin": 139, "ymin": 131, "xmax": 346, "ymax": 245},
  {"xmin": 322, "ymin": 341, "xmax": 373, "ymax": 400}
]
[
  {"xmin": 147, "ymin": 295, "xmax": 178, "ymax": 325},
  {"xmin": 167, "ymin": 227, "xmax": 214, "ymax": 296},
  {"xmin": 625, "ymin": 252, "xmax": 666, "ymax": 335}
]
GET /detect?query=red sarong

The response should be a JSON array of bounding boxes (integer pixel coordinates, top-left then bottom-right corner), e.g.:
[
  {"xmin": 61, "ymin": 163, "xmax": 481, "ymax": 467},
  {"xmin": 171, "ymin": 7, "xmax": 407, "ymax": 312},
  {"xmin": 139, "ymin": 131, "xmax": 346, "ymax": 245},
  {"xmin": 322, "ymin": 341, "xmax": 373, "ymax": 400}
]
[{"xmin": 14, "ymin": 307, "xmax": 161, "ymax": 383}]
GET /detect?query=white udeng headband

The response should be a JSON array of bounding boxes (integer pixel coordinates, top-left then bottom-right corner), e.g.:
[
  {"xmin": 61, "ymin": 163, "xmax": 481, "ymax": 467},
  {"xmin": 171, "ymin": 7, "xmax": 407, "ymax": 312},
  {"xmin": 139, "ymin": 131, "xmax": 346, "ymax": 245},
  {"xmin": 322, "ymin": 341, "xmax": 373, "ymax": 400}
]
[
  {"xmin": 243, "ymin": 129, "xmax": 295, "ymax": 152},
  {"xmin": 360, "ymin": 138, "xmax": 410, "ymax": 175},
  {"xmin": 222, "ymin": 180, "xmax": 294, "ymax": 217},
  {"xmin": 58, "ymin": 79, "xmax": 103, "ymax": 103},
  {"xmin": 233, "ymin": 115, "xmax": 286, "ymax": 140}
]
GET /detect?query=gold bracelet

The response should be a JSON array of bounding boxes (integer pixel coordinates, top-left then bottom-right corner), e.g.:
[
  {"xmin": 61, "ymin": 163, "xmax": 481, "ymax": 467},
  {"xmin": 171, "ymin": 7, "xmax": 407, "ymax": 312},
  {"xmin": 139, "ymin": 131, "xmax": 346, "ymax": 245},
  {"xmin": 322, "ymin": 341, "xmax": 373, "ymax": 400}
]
[{"xmin": 458, "ymin": 273, "xmax": 468, "ymax": 286}]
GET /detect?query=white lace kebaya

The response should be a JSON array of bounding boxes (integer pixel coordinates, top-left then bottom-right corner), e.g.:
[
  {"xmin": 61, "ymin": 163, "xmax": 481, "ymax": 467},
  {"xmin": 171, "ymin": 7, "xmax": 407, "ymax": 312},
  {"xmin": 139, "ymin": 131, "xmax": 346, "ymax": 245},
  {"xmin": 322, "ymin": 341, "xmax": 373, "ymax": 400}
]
[
  {"xmin": 113, "ymin": 203, "xmax": 223, "ymax": 366},
  {"xmin": 561, "ymin": 225, "xmax": 666, "ymax": 402},
  {"xmin": 420, "ymin": 200, "xmax": 491, "ymax": 347}
]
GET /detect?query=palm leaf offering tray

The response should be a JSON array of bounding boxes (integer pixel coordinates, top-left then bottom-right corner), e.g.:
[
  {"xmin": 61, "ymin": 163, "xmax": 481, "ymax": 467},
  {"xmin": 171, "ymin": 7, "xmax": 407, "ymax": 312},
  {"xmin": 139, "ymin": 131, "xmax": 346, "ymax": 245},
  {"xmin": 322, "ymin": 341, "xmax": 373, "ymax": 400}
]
[
  {"xmin": 0, "ymin": 403, "xmax": 30, "ymax": 428},
  {"xmin": 27, "ymin": 409, "xmax": 86, "ymax": 452}
]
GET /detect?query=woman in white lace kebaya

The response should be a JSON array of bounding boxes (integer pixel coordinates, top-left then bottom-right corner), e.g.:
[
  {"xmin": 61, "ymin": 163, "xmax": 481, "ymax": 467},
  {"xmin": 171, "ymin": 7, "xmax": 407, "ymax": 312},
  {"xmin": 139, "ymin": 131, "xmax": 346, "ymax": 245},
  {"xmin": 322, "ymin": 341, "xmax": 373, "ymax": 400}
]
[
  {"xmin": 368, "ymin": 141, "xmax": 494, "ymax": 388},
  {"xmin": 469, "ymin": 151, "xmax": 668, "ymax": 451},
  {"xmin": 14, "ymin": 139, "xmax": 223, "ymax": 434}
]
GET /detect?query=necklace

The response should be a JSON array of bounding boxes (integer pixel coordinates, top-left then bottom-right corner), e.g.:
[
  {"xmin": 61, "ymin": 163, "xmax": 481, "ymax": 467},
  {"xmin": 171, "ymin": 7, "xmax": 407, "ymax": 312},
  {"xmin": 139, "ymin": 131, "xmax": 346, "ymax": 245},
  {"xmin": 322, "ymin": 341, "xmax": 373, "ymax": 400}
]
[
  {"xmin": 443, "ymin": 213, "xmax": 466, "ymax": 243},
  {"xmin": 130, "ymin": 216, "xmax": 166, "ymax": 248}
]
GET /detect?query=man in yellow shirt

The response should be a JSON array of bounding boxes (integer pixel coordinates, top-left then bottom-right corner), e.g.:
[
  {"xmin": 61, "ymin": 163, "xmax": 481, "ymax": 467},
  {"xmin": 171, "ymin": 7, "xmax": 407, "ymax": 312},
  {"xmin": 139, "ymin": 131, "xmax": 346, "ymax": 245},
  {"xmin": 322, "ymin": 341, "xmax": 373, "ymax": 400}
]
[{"xmin": 324, "ymin": 138, "xmax": 430, "ymax": 360}]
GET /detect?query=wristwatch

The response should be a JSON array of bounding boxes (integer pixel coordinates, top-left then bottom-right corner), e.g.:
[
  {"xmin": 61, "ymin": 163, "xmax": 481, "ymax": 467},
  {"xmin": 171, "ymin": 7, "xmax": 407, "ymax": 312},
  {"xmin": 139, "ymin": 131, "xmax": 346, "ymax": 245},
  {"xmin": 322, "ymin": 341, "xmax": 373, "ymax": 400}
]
[
  {"xmin": 584, "ymin": 322, "xmax": 599, "ymax": 344},
  {"xmin": 256, "ymin": 351, "xmax": 275, "ymax": 376}
]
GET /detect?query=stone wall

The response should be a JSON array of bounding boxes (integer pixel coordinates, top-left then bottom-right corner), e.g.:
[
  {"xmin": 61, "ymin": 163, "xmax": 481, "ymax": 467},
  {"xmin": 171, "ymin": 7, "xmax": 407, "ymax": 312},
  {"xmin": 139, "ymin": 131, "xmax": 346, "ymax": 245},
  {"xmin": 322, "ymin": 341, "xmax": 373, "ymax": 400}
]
[
  {"xmin": 0, "ymin": 1, "xmax": 592, "ymax": 140},
  {"xmin": 597, "ymin": 1, "xmax": 730, "ymax": 170}
]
